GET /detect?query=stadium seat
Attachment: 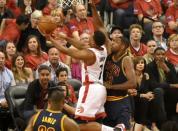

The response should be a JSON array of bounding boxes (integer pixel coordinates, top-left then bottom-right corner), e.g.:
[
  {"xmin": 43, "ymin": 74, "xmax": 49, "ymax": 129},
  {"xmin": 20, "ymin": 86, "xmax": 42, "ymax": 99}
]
[
  {"xmin": 5, "ymin": 84, "xmax": 28, "ymax": 131},
  {"xmin": 67, "ymin": 78, "xmax": 82, "ymax": 98}
]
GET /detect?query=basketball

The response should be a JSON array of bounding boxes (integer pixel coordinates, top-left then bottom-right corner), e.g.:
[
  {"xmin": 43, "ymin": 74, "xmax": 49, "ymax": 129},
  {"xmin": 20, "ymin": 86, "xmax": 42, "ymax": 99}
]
[{"xmin": 37, "ymin": 16, "xmax": 57, "ymax": 35}]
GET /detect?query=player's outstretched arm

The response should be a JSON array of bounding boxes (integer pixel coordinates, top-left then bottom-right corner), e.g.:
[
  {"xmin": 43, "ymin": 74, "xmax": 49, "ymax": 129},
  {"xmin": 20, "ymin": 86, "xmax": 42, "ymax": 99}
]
[
  {"xmin": 50, "ymin": 36, "xmax": 95, "ymax": 65},
  {"xmin": 90, "ymin": 0, "xmax": 112, "ymax": 55},
  {"xmin": 63, "ymin": 116, "xmax": 80, "ymax": 131},
  {"xmin": 89, "ymin": 0, "xmax": 104, "ymax": 31},
  {"xmin": 57, "ymin": 33, "xmax": 89, "ymax": 50}
]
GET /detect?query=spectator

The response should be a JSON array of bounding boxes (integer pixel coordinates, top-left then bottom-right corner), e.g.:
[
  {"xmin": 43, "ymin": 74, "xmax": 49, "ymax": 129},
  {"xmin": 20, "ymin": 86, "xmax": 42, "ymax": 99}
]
[
  {"xmin": 36, "ymin": 47, "xmax": 71, "ymax": 83},
  {"xmin": 0, "ymin": 0, "xmax": 14, "ymax": 23},
  {"xmin": 69, "ymin": 4, "xmax": 94, "ymax": 40},
  {"xmin": 165, "ymin": 0, "xmax": 178, "ymax": 35},
  {"xmin": 23, "ymin": 65, "xmax": 55, "ymax": 121},
  {"xmin": 129, "ymin": 24, "xmax": 147, "ymax": 56},
  {"xmin": 56, "ymin": 67, "xmax": 77, "ymax": 106},
  {"xmin": 109, "ymin": 25, "xmax": 123, "ymax": 43},
  {"xmin": 151, "ymin": 20, "xmax": 167, "ymax": 50},
  {"xmin": 144, "ymin": 40, "xmax": 157, "ymax": 64},
  {"xmin": 51, "ymin": 8, "xmax": 70, "ymax": 37},
  {"xmin": 134, "ymin": 0, "xmax": 163, "ymax": 40},
  {"xmin": 146, "ymin": 47, "xmax": 178, "ymax": 127},
  {"xmin": 0, "ymin": 14, "xmax": 30, "ymax": 46},
  {"xmin": 18, "ymin": 0, "xmax": 48, "ymax": 11},
  {"xmin": 162, "ymin": 0, "xmax": 174, "ymax": 14},
  {"xmin": 17, "ymin": 10, "xmax": 48, "ymax": 52},
  {"xmin": 4, "ymin": 41, "xmax": 16, "ymax": 69},
  {"xmin": 6, "ymin": 0, "xmax": 21, "ymax": 18},
  {"xmin": 23, "ymin": 0, "xmax": 33, "ymax": 15},
  {"xmin": 0, "ymin": 51, "xmax": 16, "ymax": 131},
  {"xmin": 42, "ymin": 0, "xmax": 58, "ymax": 15},
  {"xmin": 24, "ymin": 35, "xmax": 48, "ymax": 71},
  {"xmin": 107, "ymin": 0, "xmax": 134, "ymax": 29},
  {"xmin": 79, "ymin": 32, "xmax": 90, "ymax": 48},
  {"xmin": 11, "ymin": 53, "xmax": 34, "ymax": 85},
  {"xmin": 132, "ymin": 56, "xmax": 158, "ymax": 131},
  {"xmin": 166, "ymin": 34, "xmax": 178, "ymax": 72}
]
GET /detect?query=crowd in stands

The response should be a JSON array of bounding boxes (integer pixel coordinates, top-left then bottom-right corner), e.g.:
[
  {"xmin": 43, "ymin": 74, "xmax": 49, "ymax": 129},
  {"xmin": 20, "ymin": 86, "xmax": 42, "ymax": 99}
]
[{"xmin": 0, "ymin": 0, "xmax": 178, "ymax": 131}]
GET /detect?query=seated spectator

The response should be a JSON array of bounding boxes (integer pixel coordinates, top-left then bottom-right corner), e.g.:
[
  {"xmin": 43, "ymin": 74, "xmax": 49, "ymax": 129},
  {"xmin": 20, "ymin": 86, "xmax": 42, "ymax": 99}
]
[
  {"xmin": 63, "ymin": 7, "xmax": 75, "ymax": 24},
  {"xmin": 11, "ymin": 53, "xmax": 34, "ymax": 85},
  {"xmin": 0, "ymin": 0, "xmax": 14, "ymax": 23},
  {"xmin": 22, "ymin": 0, "xmax": 33, "ymax": 15},
  {"xmin": 23, "ymin": 65, "xmax": 55, "ymax": 122},
  {"xmin": 165, "ymin": 0, "xmax": 178, "ymax": 35},
  {"xmin": 0, "ymin": 14, "xmax": 30, "ymax": 46},
  {"xmin": 4, "ymin": 41, "xmax": 16, "ymax": 69},
  {"xmin": 69, "ymin": 4, "xmax": 94, "ymax": 40},
  {"xmin": 6, "ymin": 0, "xmax": 21, "ymax": 17},
  {"xmin": 36, "ymin": 47, "xmax": 71, "ymax": 83},
  {"xmin": 18, "ymin": 10, "xmax": 48, "ymax": 52},
  {"xmin": 134, "ymin": 0, "xmax": 163, "ymax": 40},
  {"xmin": 166, "ymin": 34, "xmax": 178, "ymax": 72},
  {"xmin": 79, "ymin": 32, "xmax": 90, "ymax": 48},
  {"xmin": 18, "ymin": 0, "xmax": 48, "ymax": 11},
  {"xmin": 107, "ymin": 0, "xmax": 134, "ymax": 29},
  {"xmin": 144, "ymin": 40, "xmax": 157, "ymax": 64},
  {"xmin": 51, "ymin": 8, "xmax": 70, "ymax": 38},
  {"xmin": 129, "ymin": 24, "xmax": 147, "ymax": 56},
  {"xmin": 42, "ymin": 0, "xmax": 58, "ymax": 15},
  {"xmin": 146, "ymin": 47, "xmax": 178, "ymax": 125},
  {"xmin": 132, "ymin": 56, "xmax": 158, "ymax": 131},
  {"xmin": 151, "ymin": 20, "xmax": 167, "ymax": 50},
  {"xmin": 109, "ymin": 26, "xmax": 123, "ymax": 42},
  {"xmin": 56, "ymin": 67, "xmax": 77, "ymax": 106},
  {"xmin": 24, "ymin": 35, "xmax": 48, "ymax": 71},
  {"xmin": 162, "ymin": 0, "xmax": 174, "ymax": 13},
  {"xmin": 0, "ymin": 51, "xmax": 16, "ymax": 131}
]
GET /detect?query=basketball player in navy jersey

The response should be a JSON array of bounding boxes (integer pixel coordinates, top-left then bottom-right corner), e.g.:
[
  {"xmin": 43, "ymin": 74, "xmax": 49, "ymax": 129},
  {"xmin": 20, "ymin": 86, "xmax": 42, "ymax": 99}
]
[
  {"xmin": 25, "ymin": 86, "xmax": 79, "ymax": 131},
  {"xmin": 103, "ymin": 37, "xmax": 136, "ymax": 130}
]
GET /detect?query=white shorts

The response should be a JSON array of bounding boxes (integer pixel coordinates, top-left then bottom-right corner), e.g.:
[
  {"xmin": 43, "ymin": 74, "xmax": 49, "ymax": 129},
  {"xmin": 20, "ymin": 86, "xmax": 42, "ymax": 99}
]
[{"xmin": 75, "ymin": 83, "xmax": 107, "ymax": 121}]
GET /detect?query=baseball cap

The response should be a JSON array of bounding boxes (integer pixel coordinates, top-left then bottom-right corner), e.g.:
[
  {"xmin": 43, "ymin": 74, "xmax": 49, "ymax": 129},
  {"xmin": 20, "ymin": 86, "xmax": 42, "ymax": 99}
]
[{"xmin": 109, "ymin": 25, "xmax": 123, "ymax": 34}]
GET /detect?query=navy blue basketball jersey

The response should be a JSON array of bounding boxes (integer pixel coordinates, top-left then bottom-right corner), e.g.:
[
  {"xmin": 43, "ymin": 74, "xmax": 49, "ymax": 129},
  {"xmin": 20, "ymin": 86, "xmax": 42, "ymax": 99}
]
[
  {"xmin": 33, "ymin": 109, "xmax": 66, "ymax": 131},
  {"xmin": 104, "ymin": 52, "xmax": 129, "ymax": 97}
]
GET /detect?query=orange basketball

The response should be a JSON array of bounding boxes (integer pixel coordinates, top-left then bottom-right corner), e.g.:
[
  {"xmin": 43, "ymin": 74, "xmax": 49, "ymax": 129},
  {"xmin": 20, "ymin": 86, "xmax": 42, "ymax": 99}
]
[{"xmin": 37, "ymin": 16, "xmax": 57, "ymax": 35}]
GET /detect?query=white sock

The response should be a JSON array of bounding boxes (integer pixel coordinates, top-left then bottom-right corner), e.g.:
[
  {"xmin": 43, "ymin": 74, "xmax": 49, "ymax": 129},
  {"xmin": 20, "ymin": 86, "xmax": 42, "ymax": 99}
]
[{"xmin": 101, "ymin": 125, "xmax": 114, "ymax": 131}]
